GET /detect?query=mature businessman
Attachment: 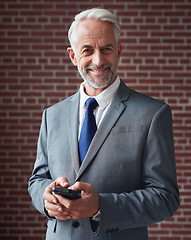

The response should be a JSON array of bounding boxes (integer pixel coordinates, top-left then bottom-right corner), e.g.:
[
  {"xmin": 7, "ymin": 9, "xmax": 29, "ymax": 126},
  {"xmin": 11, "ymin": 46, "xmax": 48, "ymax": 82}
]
[{"xmin": 28, "ymin": 8, "xmax": 179, "ymax": 240}]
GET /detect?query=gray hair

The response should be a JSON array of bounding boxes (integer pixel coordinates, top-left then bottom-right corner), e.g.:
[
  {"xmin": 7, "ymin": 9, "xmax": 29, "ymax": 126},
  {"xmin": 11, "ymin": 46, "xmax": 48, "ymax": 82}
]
[{"xmin": 68, "ymin": 8, "xmax": 120, "ymax": 51}]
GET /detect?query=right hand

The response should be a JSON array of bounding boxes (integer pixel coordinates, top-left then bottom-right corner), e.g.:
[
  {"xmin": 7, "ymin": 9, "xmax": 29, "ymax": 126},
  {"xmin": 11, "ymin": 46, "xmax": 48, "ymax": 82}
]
[{"xmin": 43, "ymin": 177, "xmax": 71, "ymax": 220}]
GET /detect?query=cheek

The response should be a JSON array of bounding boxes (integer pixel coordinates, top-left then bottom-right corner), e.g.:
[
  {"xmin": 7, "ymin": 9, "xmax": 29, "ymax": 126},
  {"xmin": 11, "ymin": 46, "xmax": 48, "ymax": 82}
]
[
  {"xmin": 77, "ymin": 56, "xmax": 91, "ymax": 69},
  {"xmin": 113, "ymin": 55, "xmax": 119, "ymax": 67},
  {"xmin": 105, "ymin": 54, "xmax": 117, "ymax": 65}
]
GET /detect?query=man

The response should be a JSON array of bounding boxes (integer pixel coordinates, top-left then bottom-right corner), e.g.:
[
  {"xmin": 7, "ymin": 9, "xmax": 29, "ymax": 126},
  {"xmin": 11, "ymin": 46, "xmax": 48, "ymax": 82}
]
[{"xmin": 28, "ymin": 8, "xmax": 179, "ymax": 240}]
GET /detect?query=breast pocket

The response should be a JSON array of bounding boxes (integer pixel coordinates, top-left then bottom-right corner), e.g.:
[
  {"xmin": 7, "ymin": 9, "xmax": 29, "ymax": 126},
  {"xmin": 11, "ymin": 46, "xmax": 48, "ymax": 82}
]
[
  {"xmin": 110, "ymin": 126, "xmax": 143, "ymax": 133},
  {"xmin": 106, "ymin": 125, "xmax": 146, "ymax": 162}
]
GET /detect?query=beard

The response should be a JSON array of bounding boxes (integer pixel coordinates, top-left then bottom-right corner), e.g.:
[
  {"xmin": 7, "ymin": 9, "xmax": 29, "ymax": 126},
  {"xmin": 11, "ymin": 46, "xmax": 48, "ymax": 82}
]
[{"xmin": 77, "ymin": 60, "xmax": 118, "ymax": 89}]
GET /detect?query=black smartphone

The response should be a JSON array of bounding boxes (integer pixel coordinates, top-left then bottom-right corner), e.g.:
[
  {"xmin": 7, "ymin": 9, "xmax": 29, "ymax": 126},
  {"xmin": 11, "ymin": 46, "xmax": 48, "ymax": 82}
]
[{"xmin": 52, "ymin": 187, "xmax": 81, "ymax": 200}]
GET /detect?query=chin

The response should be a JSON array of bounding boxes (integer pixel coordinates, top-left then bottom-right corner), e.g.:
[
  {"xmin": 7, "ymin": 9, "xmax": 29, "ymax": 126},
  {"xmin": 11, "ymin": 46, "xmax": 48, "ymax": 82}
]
[
  {"xmin": 85, "ymin": 73, "xmax": 115, "ymax": 89},
  {"xmin": 86, "ymin": 78, "xmax": 112, "ymax": 89}
]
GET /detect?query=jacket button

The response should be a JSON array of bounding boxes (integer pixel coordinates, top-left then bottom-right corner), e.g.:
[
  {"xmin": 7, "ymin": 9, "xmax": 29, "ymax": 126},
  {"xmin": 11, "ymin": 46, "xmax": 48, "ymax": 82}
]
[{"xmin": 72, "ymin": 221, "xmax": 80, "ymax": 228}]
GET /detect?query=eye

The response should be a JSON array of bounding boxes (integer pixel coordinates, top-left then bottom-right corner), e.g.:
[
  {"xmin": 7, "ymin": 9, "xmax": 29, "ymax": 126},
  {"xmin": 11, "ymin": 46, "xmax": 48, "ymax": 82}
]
[
  {"xmin": 82, "ymin": 48, "xmax": 93, "ymax": 56},
  {"xmin": 83, "ymin": 49, "xmax": 90, "ymax": 52},
  {"xmin": 102, "ymin": 47, "xmax": 113, "ymax": 54}
]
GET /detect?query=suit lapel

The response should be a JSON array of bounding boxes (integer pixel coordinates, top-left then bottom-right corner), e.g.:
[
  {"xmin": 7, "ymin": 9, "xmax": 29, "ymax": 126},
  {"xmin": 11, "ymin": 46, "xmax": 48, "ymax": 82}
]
[
  {"xmin": 67, "ymin": 91, "xmax": 81, "ymax": 175},
  {"xmin": 76, "ymin": 81, "xmax": 130, "ymax": 181}
]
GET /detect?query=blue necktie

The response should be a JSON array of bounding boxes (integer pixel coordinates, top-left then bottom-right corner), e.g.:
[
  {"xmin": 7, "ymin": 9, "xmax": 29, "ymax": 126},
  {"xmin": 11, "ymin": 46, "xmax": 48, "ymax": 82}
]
[{"xmin": 79, "ymin": 98, "xmax": 98, "ymax": 162}]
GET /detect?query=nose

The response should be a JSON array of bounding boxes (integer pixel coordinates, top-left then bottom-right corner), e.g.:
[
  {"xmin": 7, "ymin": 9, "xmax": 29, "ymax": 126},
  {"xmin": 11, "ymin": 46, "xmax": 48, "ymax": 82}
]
[{"xmin": 92, "ymin": 50, "xmax": 104, "ymax": 67}]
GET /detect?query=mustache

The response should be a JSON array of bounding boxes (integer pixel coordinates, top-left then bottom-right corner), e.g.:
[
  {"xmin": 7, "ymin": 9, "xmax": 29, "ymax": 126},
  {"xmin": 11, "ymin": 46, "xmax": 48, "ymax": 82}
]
[{"xmin": 84, "ymin": 64, "xmax": 112, "ymax": 71}]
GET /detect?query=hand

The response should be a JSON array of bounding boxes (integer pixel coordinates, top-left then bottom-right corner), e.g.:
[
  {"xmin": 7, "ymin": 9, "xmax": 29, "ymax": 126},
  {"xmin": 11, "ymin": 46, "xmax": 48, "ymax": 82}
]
[
  {"xmin": 43, "ymin": 177, "xmax": 71, "ymax": 220},
  {"xmin": 54, "ymin": 182, "xmax": 99, "ymax": 220}
]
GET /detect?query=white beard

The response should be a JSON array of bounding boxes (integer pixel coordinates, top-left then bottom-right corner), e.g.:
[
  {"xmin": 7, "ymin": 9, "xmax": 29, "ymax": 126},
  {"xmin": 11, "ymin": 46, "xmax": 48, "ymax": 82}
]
[{"xmin": 77, "ymin": 61, "xmax": 118, "ymax": 89}]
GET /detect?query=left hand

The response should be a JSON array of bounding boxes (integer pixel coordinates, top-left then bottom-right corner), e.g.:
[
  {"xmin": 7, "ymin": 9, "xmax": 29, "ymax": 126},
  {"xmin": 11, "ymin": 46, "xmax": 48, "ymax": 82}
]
[{"xmin": 53, "ymin": 182, "xmax": 99, "ymax": 221}]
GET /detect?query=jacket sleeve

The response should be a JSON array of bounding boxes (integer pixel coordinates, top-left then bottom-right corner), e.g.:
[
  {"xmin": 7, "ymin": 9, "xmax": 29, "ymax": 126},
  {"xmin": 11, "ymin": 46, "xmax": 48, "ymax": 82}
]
[
  {"xmin": 28, "ymin": 109, "xmax": 53, "ymax": 220},
  {"xmin": 96, "ymin": 104, "xmax": 179, "ymax": 236}
]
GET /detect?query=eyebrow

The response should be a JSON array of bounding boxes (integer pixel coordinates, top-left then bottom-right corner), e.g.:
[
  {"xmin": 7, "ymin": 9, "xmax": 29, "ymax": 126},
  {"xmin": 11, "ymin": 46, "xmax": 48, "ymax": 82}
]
[
  {"xmin": 81, "ymin": 44, "xmax": 114, "ymax": 50},
  {"xmin": 81, "ymin": 45, "xmax": 92, "ymax": 50},
  {"xmin": 102, "ymin": 44, "xmax": 114, "ymax": 48}
]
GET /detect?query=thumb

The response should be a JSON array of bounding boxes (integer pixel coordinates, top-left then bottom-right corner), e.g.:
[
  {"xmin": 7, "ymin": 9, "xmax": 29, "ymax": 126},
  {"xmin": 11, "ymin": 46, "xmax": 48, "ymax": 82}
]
[
  {"xmin": 69, "ymin": 182, "xmax": 92, "ymax": 194},
  {"xmin": 55, "ymin": 176, "xmax": 70, "ymax": 188}
]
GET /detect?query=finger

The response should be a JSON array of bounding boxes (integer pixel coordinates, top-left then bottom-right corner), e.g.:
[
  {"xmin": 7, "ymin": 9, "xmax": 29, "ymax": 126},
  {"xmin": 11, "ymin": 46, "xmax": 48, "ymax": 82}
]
[
  {"xmin": 55, "ymin": 214, "xmax": 71, "ymax": 221},
  {"xmin": 69, "ymin": 181, "xmax": 92, "ymax": 195},
  {"xmin": 55, "ymin": 177, "xmax": 70, "ymax": 188},
  {"xmin": 45, "ymin": 200, "xmax": 71, "ymax": 219},
  {"xmin": 48, "ymin": 208, "xmax": 71, "ymax": 220},
  {"xmin": 43, "ymin": 181, "xmax": 58, "ymax": 204},
  {"xmin": 45, "ymin": 200, "xmax": 64, "ymax": 213},
  {"xmin": 47, "ymin": 209, "xmax": 68, "ymax": 218},
  {"xmin": 53, "ymin": 193, "xmax": 73, "ymax": 209}
]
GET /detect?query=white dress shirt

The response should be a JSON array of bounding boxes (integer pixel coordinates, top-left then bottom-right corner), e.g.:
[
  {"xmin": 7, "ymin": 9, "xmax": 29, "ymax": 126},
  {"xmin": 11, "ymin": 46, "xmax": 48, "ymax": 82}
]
[{"xmin": 78, "ymin": 76, "xmax": 120, "ymax": 138}]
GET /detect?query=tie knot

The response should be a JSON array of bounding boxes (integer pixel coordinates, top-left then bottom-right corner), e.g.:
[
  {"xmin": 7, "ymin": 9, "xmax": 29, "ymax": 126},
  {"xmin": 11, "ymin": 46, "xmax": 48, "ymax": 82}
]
[{"xmin": 86, "ymin": 98, "xmax": 98, "ymax": 110}]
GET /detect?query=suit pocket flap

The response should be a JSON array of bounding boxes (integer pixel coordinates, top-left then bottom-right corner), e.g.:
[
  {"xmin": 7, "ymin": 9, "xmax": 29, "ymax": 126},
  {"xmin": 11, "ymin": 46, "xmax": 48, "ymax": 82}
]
[{"xmin": 111, "ymin": 126, "xmax": 143, "ymax": 133}]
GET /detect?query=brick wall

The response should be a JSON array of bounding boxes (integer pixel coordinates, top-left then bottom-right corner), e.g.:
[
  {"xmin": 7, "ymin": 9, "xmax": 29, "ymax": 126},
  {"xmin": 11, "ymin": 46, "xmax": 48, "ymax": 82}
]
[{"xmin": 0, "ymin": 0, "xmax": 190, "ymax": 239}]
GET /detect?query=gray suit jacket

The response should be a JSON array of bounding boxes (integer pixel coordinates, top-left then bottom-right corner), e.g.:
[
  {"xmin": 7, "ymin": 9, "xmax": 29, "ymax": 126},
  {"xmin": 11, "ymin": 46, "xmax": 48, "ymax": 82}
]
[{"xmin": 28, "ymin": 80, "xmax": 179, "ymax": 240}]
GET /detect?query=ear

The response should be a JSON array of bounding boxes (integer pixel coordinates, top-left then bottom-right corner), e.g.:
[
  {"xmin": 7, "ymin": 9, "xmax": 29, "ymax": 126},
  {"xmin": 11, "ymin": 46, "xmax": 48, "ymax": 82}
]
[{"xmin": 67, "ymin": 47, "xmax": 77, "ymax": 66}]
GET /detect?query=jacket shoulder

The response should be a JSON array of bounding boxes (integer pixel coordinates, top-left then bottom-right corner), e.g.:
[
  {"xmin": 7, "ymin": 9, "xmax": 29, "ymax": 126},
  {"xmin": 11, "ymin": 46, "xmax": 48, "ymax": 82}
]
[
  {"xmin": 121, "ymin": 84, "xmax": 171, "ymax": 121},
  {"xmin": 129, "ymin": 88, "xmax": 166, "ymax": 107},
  {"xmin": 119, "ymin": 80, "xmax": 167, "ymax": 110},
  {"xmin": 46, "ymin": 92, "xmax": 79, "ymax": 113}
]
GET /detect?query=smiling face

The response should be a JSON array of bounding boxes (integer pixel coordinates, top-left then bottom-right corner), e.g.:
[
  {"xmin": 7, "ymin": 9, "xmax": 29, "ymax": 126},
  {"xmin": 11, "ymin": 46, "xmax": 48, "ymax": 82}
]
[{"xmin": 67, "ymin": 19, "xmax": 121, "ymax": 96}]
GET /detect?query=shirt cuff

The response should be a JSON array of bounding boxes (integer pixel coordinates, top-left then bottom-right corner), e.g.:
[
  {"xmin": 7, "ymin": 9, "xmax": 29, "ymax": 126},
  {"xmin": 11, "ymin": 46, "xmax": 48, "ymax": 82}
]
[{"xmin": 92, "ymin": 209, "xmax": 101, "ymax": 222}]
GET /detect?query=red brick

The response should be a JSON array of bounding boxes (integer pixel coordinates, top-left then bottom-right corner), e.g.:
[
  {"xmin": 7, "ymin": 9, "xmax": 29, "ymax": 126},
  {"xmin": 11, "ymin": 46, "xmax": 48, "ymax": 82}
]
[{"xmin": 1, "ymin": 1, "xmax": 191, "ymax": 240}]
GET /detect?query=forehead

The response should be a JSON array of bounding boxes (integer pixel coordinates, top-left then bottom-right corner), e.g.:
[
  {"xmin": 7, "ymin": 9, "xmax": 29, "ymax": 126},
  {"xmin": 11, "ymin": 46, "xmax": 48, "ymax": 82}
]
[{"xmin": 76, "ymin": 19, "xmax": 116, "ymax": 48}]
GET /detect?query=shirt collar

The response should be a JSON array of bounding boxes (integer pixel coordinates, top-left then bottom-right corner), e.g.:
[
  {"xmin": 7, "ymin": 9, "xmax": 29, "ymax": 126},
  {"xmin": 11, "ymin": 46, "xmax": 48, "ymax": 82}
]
[{"xmin": 79, "ymin": 76, "xmax": 120, "ymax": 110}]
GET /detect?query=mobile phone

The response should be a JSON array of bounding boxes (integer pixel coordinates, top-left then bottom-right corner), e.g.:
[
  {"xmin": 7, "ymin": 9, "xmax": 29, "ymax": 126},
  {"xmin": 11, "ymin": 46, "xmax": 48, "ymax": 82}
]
[{"xmin": 52, "ymin": 187, "xmax": 81, "ymax": 200}]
